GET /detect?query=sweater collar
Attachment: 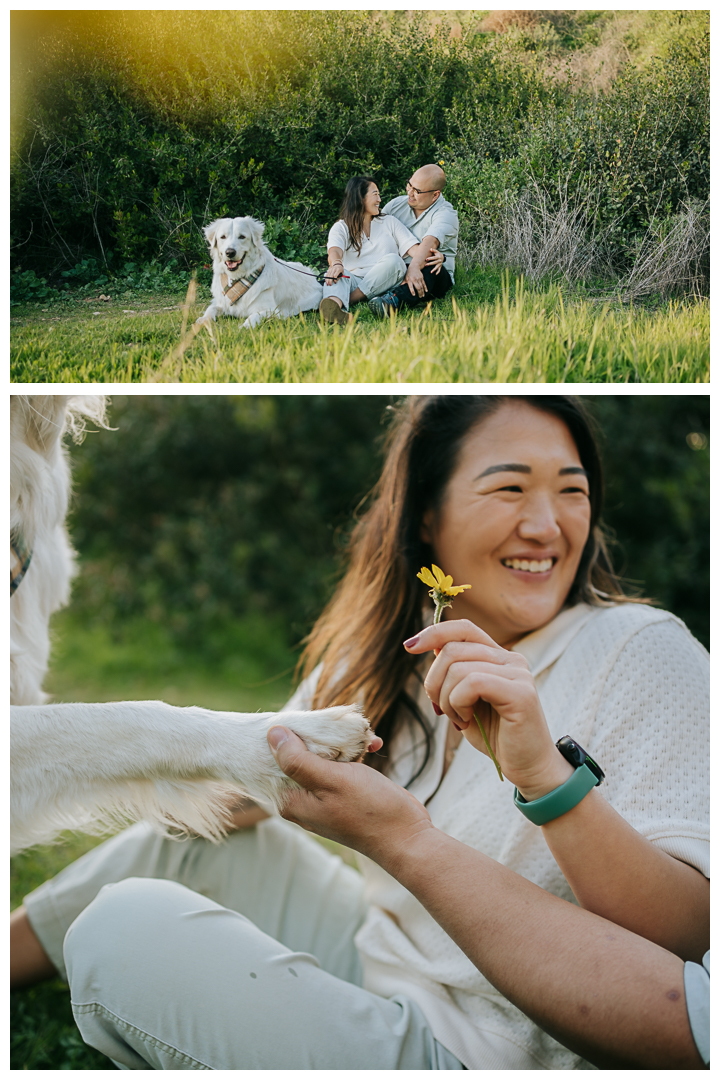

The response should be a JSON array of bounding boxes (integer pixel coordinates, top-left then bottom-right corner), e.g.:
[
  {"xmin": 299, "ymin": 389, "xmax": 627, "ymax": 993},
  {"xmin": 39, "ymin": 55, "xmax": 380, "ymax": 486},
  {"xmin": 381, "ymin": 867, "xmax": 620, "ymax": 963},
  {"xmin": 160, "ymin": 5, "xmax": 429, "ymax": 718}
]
[{"xmin": 510, "ymin": 603, "xmax": 597, "ymax": 678}]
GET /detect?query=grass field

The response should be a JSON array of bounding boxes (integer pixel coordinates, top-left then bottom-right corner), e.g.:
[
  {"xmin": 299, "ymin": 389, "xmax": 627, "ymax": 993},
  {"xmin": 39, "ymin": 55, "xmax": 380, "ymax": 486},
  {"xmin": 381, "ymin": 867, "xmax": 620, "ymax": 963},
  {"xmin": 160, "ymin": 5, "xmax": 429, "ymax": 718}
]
[
  {"xmin": 10, "ymin": 610, "xmax": 357, "ymax": 1069},
  {"xmin": 11, "ymin": 269, "xmax": 709, "ymax": 383}
]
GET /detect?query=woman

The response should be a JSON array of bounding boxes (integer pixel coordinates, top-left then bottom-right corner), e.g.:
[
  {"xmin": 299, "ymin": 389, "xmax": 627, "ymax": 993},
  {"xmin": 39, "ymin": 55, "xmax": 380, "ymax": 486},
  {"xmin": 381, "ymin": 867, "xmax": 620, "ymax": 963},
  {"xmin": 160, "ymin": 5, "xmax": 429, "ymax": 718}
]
[
  {"xmin": 12, "ymin": 396, "xmax": 708, "ymax": 1070},
  {"xmin": 319, "ymin": 176, "xmax": 442, "ymax": 326},
  {"xmin": 266, "ymin": 729, "xmax": 709, "ymax": 1070}
]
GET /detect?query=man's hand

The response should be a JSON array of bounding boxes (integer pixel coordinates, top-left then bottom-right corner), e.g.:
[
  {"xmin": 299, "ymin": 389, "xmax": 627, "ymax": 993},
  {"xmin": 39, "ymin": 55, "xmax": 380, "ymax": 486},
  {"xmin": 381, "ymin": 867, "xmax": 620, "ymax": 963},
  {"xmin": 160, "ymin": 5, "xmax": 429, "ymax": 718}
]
[
  {"xmin": 403, "ymin": 261, "xmax": 427, "ymax": 298},
  {"xmin": 267, "ymin": 726, "xmax": 433, "ymax": 868},
  {"xmin": 425, "ymin": 248, "xmax": 445, "ymax": 275}
]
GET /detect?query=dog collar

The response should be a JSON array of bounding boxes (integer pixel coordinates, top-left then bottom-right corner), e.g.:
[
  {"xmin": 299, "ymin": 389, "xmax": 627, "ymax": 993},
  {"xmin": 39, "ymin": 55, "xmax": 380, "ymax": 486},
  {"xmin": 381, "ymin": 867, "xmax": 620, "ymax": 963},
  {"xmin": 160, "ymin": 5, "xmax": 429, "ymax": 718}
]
[
  {"xmin": 11, "ymin": 531, "xmax": 33, "ymax": 596},
  {"xmin": 220, "ymin": 265, "xmax": 265, "ymax": 305}
]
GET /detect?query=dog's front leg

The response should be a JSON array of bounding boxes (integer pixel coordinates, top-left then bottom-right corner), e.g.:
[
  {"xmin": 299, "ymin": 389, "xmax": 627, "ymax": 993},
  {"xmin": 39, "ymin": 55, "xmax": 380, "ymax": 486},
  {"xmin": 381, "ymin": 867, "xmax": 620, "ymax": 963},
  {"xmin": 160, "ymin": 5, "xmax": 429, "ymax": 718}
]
[
  {"xmin": 197, "ymin": 305, "xmax": 219, "ymax": 324},
  {"xmin": 242, "ymin": 309, "xmax": 277, "ymax": 330},
  {"xmin": 10, "ymin": 701, "xmax": 371, "ymax": 853}
]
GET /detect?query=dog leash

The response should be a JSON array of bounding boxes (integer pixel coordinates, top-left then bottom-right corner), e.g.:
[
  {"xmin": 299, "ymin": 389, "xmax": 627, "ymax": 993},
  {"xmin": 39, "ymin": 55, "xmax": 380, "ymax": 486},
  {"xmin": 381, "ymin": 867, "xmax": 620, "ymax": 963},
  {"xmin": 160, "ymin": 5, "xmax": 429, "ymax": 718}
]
[
  {"xmin": 11, "ymin": 531, "xmax": 32, "ymax": 596},
  {"xmin": 272, "ymin": 258, "xmax": 351, "ymax": 284}
]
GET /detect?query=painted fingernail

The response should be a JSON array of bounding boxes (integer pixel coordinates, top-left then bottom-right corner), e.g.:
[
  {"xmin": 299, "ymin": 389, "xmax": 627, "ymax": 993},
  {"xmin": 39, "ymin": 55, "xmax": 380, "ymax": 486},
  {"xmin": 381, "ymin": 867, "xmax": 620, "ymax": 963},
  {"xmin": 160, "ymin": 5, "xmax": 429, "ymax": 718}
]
[
  {"xmin": 452, "ymin": 721, "xmax": 462, "ymax": 731},
  {"xmin": 431, "ymin": 702, "xmax": 442, "ymax": 716},
  {"xmin": 403, "ymin": 635, "xmax": 420, "ymax": 648}
]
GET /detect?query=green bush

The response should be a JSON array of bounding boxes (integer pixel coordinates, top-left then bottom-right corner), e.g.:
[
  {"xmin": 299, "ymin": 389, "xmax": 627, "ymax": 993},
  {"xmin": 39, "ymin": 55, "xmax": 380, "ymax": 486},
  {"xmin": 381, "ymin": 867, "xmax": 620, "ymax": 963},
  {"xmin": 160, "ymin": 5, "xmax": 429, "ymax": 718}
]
[
  {"xmin": 67, "ymin": 396, "xmax": 391, "ymax": 646},
  {"xmin": 444, "ymin": 25, "xmax": 709, "ymax": 287},
  {"xmin": 10, "ymin": 269, "xmax": 57, "ymax": 305}
]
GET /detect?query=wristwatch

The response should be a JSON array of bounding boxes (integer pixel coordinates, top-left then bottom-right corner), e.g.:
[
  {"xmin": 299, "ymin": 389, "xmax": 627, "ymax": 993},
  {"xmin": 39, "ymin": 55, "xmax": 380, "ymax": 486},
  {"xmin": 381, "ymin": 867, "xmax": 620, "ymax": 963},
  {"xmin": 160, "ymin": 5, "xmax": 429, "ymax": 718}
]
[{"xmin": 514, "ymin": 737, "xmax": 604, "ymax": 826}]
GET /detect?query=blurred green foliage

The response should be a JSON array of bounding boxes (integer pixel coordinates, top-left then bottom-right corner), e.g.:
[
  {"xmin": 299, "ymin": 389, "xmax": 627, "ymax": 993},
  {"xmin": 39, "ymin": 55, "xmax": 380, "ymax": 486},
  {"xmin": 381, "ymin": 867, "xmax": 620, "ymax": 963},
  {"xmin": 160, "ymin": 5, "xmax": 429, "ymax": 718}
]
[
  {"xmin": 65, "ymin": 395, "xmax": 708, "ymax": 653},
  {"xmin": 11, "ymin": 11, "xmax": 708, "ymax": 288}
]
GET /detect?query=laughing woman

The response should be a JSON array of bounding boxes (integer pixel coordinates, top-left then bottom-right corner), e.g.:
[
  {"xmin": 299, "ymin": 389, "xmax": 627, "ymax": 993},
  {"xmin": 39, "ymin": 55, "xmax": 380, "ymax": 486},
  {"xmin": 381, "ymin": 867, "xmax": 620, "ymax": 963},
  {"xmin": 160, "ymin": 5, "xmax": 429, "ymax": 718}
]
[
  {"xmin": 319, "ymin": 176, "xmax": 422, "ymax": 326},
  {"xmin": 11, "ymin": 397, "xmax": 708, "ymax": 1070}
]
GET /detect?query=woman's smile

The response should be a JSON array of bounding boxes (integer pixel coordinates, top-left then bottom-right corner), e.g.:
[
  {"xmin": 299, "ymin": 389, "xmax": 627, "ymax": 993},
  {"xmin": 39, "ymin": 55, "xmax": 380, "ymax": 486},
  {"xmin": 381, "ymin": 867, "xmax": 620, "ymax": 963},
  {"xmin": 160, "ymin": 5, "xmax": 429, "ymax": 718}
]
[{"xmin": 501, "ymin": 555, "xmax": 556, "ymax": 576}]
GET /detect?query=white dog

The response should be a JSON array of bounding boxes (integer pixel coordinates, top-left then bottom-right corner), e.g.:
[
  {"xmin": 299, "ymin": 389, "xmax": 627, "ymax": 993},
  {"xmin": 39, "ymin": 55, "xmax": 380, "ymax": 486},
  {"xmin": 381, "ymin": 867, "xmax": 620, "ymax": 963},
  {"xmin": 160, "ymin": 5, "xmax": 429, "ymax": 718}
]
[
  {"xmin": 198, "ymin": 216, "xmax": 322, "ymax": 329},
  {"xmin": 10, "ymin": 396, "xmax": 371, "ymax": 855}
]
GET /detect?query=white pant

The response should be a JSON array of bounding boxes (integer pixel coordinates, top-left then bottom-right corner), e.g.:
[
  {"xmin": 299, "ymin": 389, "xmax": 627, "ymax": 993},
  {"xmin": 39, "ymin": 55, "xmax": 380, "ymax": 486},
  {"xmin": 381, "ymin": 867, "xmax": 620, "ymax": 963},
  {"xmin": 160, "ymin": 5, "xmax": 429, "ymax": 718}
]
[
  {"xmin": 323, "ymin": 252, "xmax": 407, "ymax": 310},
  {"xmin": 26, "ymin": 820, "xmax": 464, "ymax": 1070}
]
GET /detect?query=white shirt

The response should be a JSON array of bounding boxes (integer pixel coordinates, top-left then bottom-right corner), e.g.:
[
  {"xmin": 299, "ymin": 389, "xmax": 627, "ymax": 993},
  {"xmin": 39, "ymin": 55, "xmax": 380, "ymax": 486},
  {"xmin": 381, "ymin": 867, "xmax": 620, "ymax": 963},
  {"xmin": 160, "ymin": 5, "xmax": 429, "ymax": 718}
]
[{"xmin": 327, "ymin": 215, "xmax": 417, "ymax": 276}]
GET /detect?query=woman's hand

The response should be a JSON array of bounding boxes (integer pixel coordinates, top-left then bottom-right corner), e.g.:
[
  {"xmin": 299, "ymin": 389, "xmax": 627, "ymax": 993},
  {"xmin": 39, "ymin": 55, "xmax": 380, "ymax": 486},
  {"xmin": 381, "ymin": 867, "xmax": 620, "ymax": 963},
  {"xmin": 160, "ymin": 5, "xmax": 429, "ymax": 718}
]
[
  {"xmin": 324, "ymin": 261, "xmax": 345, "ymax": 285},
  {"xmin": 425, "ymin": 248, "xmax": 445, "ymax": 275},
  {"xmin": 267, "ymin": 727, "xmax": 433, "ymax": 871},
  {"xmin": 404, "ymin": 621, "xmax": 572, "ymax": 799}
]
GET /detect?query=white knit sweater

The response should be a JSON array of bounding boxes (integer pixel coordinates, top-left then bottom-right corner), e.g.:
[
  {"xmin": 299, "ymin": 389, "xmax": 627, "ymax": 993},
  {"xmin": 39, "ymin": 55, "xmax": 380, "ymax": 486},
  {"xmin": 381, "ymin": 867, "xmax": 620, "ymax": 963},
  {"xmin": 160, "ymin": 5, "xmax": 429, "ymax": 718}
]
[{"xmin": 288, "ymin": 603, "xmax": 709, "ymax": 1070}]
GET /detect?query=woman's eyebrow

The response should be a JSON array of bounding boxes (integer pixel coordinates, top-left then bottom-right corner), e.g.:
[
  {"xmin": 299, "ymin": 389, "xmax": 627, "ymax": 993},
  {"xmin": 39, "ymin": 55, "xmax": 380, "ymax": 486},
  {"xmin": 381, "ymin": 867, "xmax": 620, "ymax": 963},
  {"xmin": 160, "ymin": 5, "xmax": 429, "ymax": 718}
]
[
  {"xmin": 476, "ymin": 463, "xmax": 530, "ymax": 478},
  {"xmin": 475, "ymin": 464, "xmax": 589, "ymax": 479}
]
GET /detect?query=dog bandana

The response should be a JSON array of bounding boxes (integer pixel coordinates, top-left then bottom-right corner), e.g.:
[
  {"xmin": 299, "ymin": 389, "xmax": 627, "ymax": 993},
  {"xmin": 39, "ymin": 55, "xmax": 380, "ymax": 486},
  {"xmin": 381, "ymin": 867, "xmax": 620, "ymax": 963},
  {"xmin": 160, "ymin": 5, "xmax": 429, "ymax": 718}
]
[
  {"xmin": 220, "ymin": 265, "xmax": 265, "ymax": 305},
  {"xmin": 11, "ymin": 532, "xmax": 32, "ymax": 596}
]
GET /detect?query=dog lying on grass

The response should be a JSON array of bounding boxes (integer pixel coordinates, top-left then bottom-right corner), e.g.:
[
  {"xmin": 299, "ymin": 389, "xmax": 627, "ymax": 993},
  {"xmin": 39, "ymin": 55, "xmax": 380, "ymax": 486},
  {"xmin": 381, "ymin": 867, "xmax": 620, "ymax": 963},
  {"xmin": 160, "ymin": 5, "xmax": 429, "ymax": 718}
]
[
  {"xmin": 10, "ymin": 395, "xmax": 371, "ymax": 855},
  {"xmin": 198, "ymin": 216, "xmax": 322, "ymax": 329}
]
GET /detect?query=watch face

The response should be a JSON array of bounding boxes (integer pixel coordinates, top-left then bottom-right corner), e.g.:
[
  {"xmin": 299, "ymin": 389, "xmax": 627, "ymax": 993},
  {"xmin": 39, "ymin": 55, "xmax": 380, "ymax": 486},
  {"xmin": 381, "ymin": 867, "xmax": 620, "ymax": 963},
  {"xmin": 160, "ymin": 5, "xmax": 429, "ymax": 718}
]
[{"xmin": 556, "ymin": 736, "xmax": 605, "ymax": 784}]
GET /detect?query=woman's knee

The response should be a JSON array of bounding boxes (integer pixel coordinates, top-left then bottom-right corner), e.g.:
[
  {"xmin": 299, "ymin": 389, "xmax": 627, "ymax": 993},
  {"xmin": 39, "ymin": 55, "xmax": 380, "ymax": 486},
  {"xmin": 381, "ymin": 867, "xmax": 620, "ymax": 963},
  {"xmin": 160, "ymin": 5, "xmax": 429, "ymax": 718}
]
[
  {"xmin": 377, "ymin": 253, "xmax": 407, "ymax": 275},
  {"xmin": 64, "ymin": 878, "xmax": 210, "ymax": 988}
]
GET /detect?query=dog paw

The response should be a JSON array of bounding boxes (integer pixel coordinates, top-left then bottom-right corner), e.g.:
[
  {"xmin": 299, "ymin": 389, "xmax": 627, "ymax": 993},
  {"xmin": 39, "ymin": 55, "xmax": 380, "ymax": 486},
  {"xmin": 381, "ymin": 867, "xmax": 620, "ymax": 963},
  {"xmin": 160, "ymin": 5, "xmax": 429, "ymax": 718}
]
[
  {"xmin": 238, "ymin": 704, "xmax": 371, "ymax": 810},
  {"xmin": 278, "ymin": 704, "xmax": 373, "ymax": 763}
]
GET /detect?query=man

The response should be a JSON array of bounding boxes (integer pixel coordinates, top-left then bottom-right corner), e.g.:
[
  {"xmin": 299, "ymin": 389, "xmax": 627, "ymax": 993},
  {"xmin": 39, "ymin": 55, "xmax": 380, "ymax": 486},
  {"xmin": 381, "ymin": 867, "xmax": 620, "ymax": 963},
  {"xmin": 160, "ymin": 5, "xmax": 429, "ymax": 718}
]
[{"xmin": 368, "ymin": 163, "xmax": 459, "ymax": 318}]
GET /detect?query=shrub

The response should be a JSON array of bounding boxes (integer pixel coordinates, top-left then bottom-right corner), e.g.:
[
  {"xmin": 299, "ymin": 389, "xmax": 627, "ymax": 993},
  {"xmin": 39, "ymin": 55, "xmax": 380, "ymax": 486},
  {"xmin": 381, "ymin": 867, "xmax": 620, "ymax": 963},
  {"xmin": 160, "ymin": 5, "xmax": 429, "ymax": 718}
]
[{"xmin": 10, "ymin": 269, "xmax": 57, "ymax": 305}]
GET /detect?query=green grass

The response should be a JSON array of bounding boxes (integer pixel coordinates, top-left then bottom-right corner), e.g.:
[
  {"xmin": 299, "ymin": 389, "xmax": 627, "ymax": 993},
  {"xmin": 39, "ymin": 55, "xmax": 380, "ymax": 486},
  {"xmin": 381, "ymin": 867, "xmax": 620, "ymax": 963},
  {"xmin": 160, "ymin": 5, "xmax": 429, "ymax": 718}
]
[
  {"xmin": 11, "ymin": 269, "xmax": 709, "ymax": 383},
  {"xmin": 44, "ymin": 609, "xmax": 298, "ymax": 713},
  {"xmin": 10, "ymin": 610, "xmax": 355, "ymax": 1069}
]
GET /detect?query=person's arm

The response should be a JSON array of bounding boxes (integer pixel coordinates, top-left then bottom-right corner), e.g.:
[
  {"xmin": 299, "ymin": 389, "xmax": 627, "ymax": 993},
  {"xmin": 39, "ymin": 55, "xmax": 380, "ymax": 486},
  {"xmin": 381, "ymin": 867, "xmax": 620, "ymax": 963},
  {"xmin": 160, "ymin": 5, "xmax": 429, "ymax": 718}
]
[
  {"xmin": 325, "ymin": 245, "xmax": 345, "ymax": 284},
  {"xmin": 403, "ymin": 234, "xmax": 439, "ymax": 296},
  {"xmin": 268, "ymin": 728, "xmax": 705, "ymax": 1071},
  {"xmin": 405, "ymin": 620, "xmax": 709, "ymax": 963}
]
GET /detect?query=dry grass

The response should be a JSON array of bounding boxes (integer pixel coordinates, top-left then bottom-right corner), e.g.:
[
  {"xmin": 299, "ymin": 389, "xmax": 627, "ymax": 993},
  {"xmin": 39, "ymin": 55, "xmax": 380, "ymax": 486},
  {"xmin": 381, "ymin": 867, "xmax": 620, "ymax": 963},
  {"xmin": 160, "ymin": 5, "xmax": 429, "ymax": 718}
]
[
  {"xmin": 460, "ymin": 182, "xmax": 612, "ymax": 287},
  {"xmin": 612, "ymin": 200, "xmax": 709, "ymax": 303},
  {"xmin": 459, "ymin": 183, "xmax": 709, "ymax": 305}
]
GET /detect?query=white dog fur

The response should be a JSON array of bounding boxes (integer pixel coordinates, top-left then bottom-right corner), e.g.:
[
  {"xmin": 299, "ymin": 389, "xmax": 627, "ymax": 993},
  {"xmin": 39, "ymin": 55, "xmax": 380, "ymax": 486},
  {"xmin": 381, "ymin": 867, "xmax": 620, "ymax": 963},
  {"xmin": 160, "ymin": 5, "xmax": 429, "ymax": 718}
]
[
  {"xmin": 198, "ymin": 216, "xmax": 322, "ymax": 328},
  {"xmin": 10, "ymin": 396, "xmax": 371, "ymax": 855}
]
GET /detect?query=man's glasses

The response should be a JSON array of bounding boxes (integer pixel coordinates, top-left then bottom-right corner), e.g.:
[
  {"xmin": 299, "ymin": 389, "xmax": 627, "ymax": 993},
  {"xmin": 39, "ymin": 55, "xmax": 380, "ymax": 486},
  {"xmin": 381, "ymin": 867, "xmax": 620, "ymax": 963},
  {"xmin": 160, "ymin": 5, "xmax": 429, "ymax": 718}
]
[{"xmin": 406, "ymin": 181, "xmax": 439, "ymax": 196}]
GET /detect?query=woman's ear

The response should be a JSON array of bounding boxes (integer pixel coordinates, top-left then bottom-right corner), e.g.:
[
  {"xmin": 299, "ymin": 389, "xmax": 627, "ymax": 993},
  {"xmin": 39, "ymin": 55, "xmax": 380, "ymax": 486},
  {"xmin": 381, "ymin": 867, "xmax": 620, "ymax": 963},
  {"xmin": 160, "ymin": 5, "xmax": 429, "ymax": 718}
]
[{"xmin": 420, "ymin": 508, "xmax": 434, "ymax": 545}]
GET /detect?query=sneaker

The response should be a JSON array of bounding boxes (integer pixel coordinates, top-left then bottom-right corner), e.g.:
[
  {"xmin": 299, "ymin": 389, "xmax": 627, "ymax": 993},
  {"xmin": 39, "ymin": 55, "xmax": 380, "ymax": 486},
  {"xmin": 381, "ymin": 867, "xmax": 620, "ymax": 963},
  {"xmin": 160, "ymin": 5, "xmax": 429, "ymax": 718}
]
[
  {"xmin": 319, "ymin": 298, "xmax": 353, "ymax": 326},
  {"xmin": 367, "ymin": 292, "xmax": 400, "ymax": 319}
]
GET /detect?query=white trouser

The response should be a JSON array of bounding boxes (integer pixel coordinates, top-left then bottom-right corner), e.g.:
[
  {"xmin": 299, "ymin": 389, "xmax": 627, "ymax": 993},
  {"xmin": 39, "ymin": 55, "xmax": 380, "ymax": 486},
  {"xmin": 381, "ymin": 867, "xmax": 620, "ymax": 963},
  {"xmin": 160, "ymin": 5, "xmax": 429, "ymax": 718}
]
[
  {"xmin": 323, "ymin": 252, "xmax": 407, "ymax": 309},
  {"xmin": 25, "ymin": 820, "xmax": 464, "ymax": 1070}
]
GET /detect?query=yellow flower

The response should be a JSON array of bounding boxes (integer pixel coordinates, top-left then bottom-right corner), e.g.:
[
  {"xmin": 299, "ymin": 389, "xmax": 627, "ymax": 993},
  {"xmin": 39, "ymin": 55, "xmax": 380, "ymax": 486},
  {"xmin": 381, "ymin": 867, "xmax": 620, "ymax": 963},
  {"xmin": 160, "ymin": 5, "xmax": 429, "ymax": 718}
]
[
  {"xmin": 418, "ymin": 564, "xmax": 471, "ymax": 624},
  {"xmin": 417, "ymin": 564, "xmax": 471, "ymax": 598}
]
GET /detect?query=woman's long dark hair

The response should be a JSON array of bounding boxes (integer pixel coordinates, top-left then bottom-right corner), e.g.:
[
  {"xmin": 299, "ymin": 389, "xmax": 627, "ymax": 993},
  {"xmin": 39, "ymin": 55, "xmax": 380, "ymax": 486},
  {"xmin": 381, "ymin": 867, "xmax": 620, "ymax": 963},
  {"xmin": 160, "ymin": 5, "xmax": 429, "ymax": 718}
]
[
  {"xmin": 338, "ymin": 176, "xmax": 383, "ymax": 254},
  {"xmin": 300, "ymin": 396, "xmax": 647, "ymax": 778}
]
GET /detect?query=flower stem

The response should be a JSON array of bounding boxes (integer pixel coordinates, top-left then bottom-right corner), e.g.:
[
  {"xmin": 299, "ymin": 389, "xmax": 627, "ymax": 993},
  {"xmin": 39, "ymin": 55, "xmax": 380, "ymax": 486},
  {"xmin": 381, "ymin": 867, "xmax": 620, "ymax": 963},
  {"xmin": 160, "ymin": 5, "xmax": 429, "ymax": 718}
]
[{"xmin": 473, "ymin": 708, "xmax": 504, "ymax": 781}]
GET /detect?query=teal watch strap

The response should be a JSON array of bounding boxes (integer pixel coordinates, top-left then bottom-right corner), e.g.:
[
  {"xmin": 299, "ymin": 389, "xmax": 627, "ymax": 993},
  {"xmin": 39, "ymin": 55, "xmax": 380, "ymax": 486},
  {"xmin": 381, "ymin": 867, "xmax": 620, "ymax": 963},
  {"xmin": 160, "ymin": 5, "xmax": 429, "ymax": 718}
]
[{"xmin": 514, "ymin": 762, "xmax": 599, "ymax": 826}]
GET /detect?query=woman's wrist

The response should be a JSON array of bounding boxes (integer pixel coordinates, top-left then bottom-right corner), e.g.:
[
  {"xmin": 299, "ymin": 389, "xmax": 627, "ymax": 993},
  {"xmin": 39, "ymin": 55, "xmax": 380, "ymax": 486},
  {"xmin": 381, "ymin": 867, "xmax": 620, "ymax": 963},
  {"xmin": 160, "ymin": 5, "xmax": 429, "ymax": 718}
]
[{"xmin": 514, "ymin": 751, "xmax": 575, "ymax": 803}]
